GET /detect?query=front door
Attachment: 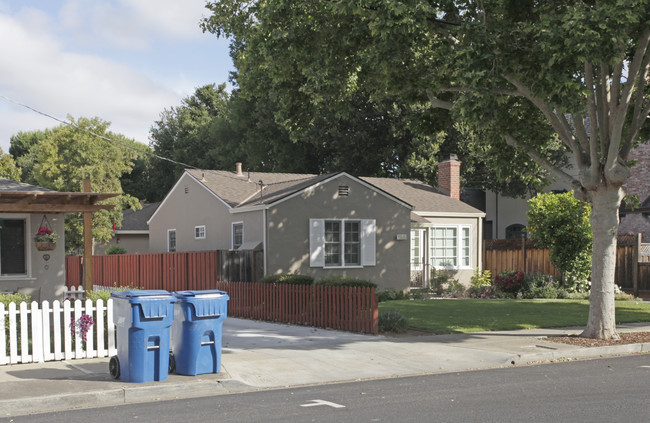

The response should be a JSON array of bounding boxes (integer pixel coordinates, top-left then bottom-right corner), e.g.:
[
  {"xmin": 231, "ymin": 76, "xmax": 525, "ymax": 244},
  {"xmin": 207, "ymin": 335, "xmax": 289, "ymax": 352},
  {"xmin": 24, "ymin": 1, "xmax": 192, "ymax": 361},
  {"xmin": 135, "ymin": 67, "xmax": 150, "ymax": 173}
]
[{"xmin": 410, "ymin": 229, "xmax": 427, "ymax": 287}]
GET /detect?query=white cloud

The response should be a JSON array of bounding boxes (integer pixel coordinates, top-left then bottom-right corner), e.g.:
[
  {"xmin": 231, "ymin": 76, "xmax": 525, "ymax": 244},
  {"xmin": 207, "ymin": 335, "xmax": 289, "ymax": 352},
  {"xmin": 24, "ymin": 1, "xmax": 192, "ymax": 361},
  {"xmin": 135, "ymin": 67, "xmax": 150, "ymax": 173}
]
[{"xmin": 0, "ymin": 11, "xmax": 180, "ymax": 150}]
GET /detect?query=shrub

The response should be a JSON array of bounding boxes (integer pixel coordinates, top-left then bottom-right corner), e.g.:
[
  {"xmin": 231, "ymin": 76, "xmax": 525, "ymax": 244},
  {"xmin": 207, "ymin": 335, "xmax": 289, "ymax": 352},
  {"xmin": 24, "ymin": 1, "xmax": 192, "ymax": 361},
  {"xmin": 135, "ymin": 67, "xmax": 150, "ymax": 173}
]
[
  {"xmin": 522, "ymin": 273, "xmax": 563, "ymax": 299},
  {"xmin": 441, "ymin": 280, "xmax": 466, "ymax": 298},
  {"xmin": 377, "ymin": 289, "xmax": 408, "ymax": 302},
  {"xmin": 430, "ymin": 267, "xmax": 457, "ymax": 295},
  {"xmin": 106, "ymin": 245, "xmax": 127, "ymax": 255},
  {"xmin": 0, "ymin": 293, "xmax": 31, "ymax": 308},
  {"xmin": 260, "ymin": 274, "xmax": 315, "ymax": 285},
  {"xmin": 315, "ymin": 275, "xmax": 377, "ymax": 288},
  {"xmin": 466, "ymin": 285, "xmax": 508, "ymax": 299},
  {"xmin": 493, "ymin": 270, "xmax": 525, "ymax": 296},
  {"xmin": 470, "ymin": 269, "xmax": 492, "ymax": 288},
  {"xmin": 85, "ymin": 285, "xmax": 140, "ymax": 303},
  {"xmin": 378, "ymin": 309, "xmax": 408, "ymax": 333}
]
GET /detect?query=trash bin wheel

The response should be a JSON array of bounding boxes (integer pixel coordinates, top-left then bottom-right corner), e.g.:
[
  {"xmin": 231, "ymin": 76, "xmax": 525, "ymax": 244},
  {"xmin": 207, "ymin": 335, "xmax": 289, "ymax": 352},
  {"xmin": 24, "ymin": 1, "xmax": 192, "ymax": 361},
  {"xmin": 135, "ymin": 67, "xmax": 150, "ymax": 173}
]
[
  {"xmin": 169, "ymin": 352, "xmax": 175, "ymax": 374},
  {"xmin": 109, "ymin": 355, "xmax": 120, "ymax": 379}
]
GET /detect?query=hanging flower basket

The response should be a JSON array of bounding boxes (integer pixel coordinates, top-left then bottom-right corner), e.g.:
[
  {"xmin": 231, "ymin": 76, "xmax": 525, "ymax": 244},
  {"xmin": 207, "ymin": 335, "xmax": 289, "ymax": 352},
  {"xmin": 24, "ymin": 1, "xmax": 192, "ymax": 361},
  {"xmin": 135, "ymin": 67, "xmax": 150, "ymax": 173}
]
[
  {"xmin": 34, "ymin": 215, "xmax": 58, "ymax": 251},
  {"xmin": 35, "ymin": 241, "xmax": 56, "ymax": 251}
]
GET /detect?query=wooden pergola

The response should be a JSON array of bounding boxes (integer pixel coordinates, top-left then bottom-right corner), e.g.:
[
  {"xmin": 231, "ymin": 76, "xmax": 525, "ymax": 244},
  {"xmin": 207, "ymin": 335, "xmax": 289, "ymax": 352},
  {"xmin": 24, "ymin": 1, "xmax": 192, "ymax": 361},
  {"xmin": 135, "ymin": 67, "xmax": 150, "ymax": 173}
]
[{"xmin": 0, "ymin": 180, "xmax": 118, "ymax": 294}]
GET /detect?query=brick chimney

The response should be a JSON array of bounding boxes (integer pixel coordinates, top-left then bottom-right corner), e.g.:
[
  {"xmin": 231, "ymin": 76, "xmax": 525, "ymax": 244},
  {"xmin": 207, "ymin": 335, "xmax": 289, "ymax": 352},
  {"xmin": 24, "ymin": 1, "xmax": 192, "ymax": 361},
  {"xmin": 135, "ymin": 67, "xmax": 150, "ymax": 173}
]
[
  {"xmin": 235, "ymin": 162, "xmax": 244, "ymax": 177},
  {"xmin": 438, "ymin": 154, "xmax": 461, "ymax": 200}
]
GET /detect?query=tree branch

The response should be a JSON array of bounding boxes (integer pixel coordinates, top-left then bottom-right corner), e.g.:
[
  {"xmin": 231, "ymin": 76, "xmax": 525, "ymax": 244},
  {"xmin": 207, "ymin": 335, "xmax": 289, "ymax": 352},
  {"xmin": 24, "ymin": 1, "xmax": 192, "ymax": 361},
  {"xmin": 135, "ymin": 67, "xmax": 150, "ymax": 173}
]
[
  {"xmin": 504, "ymin": 76, "xmax": 583, "ymax": 166},
  {"xmin": 608, "ymin": 28, "xmax": 650, "ymax": 169},
  {"xmin": 426, "ymin": 90, "xmax": 453, "ymax": 110},
  {"xmin": 585, "ymin": 62, "xmax": 601, "ymax": 167},
  {"xmin": 622, "ymin": 49, "xmax": 650, "ymax": 156},
  {"xmin": 595, "ymin": 65, "xmax": 609, "ymax": 156},
  {"xmin": 504, "ymin": 134, "xmax": 581, "ymax": 192}
]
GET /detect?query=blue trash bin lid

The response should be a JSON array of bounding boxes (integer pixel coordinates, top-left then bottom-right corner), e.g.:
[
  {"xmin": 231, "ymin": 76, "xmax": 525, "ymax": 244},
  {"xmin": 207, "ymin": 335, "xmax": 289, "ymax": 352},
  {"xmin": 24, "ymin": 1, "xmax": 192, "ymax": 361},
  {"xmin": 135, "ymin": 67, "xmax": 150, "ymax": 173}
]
[
  {"xmin": 111, "ymin": 290, "xmax": 173, "ymax": 299},
  {"xmin": 173, "ymin": 290, "xmax": 228, "ymax": 298},
  {"xmin": 173, "ymin": 290, "xmax": 229, "ymax": 318}
]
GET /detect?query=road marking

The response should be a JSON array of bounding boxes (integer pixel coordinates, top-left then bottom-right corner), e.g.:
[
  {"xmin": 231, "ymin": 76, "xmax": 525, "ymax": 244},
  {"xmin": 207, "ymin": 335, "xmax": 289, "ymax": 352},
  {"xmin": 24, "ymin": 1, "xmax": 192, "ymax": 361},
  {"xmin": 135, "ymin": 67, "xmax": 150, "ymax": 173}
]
[
  {"xmin": 640, "ymin": 366, "xmax": 650, "ymax": 368},
  {"xmin": 300, "ymin": 399, "xmax": 345, "ymax": 409}
]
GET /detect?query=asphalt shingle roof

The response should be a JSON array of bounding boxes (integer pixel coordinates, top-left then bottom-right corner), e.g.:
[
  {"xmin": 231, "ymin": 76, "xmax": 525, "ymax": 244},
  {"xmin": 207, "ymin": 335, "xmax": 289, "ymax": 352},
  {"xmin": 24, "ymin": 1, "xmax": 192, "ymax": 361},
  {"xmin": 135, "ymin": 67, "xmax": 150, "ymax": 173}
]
[
  {"xmin": 0, "ymin": 178, "xmax": 52, "ymax": 192},
  {"xmin": 119, "ymin": 202, "xmax": 160, "ymax": 231},
  {"xmin": 186, "ymin": 169, "xmax": 483, "ymax": 215}
]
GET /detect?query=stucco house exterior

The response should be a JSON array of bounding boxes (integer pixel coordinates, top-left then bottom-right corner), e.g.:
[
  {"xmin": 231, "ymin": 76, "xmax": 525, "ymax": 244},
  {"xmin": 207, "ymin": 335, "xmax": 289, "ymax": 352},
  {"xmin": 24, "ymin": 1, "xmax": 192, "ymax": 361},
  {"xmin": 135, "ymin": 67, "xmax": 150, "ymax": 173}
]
[
  {"xmin": 149, "ymin": 159, "xmax": 484, "ymax": 290},
  {"xmin": 95, "ymin": 202, "xmax": 160, "ymax": 255},
  {"xmin": 0, "ymin": 179, "xmax": 115, "ymax": 302}
]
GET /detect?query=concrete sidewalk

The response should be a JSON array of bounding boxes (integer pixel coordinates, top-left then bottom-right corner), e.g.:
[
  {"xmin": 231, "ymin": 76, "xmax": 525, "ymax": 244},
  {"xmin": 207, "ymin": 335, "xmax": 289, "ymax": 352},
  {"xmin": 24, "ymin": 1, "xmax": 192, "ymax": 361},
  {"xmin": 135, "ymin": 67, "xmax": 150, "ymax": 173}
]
[{"xmin": 1, "ymin": 319, "xmax": 649, "ymax": 417}]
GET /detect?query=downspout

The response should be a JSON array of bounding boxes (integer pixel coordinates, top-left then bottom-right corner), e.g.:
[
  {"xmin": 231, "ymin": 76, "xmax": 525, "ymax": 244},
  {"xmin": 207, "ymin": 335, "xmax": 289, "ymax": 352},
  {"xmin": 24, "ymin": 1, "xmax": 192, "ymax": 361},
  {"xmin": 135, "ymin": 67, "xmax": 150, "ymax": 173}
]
[
  {"xmin": 263, "ymin": 207, "xmax": 268, "ymax": 276},
  {"xmin": 478, "ymin": 217, "xmax": 483, "ymax": 271}
]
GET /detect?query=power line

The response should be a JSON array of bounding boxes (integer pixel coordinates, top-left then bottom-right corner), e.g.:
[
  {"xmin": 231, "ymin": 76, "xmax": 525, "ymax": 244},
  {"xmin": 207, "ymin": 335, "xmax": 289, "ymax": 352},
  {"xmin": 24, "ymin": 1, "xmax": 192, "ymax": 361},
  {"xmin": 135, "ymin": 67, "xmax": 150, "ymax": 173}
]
[{"xmin": 0, "ymin": 94, "xmax": 199, "ymax": 170}]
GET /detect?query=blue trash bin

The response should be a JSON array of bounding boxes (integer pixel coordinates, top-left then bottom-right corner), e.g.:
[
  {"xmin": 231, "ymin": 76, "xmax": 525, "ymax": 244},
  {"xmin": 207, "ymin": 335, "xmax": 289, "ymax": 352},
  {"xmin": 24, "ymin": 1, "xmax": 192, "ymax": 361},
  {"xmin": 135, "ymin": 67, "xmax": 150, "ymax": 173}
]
[
  {"xmin": 171, "ymin": 290, "xmax": 229, "ymax": 376},
  {"xmin": 110, "ymin": 290, "xmax": 176, "ymax": 383}
]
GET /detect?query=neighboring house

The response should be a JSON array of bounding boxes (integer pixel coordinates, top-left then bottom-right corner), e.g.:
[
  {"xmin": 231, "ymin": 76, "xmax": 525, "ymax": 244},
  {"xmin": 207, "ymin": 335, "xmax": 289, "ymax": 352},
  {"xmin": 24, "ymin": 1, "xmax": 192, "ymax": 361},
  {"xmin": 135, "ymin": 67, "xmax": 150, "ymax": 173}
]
[
  {"xmin": 148, "ymin": 159, "xmax": 485, "ymax": 290},
  {"xmin": 0, "ymin": 178, "xmax": 114, "ymax": 302},
  {"xmin": 95, "ymin": 202, "xmax": 160, "ymax": 254},
  {"xmin": 471, "ymin": 144, "xmax": 650, "ymax": 240}
]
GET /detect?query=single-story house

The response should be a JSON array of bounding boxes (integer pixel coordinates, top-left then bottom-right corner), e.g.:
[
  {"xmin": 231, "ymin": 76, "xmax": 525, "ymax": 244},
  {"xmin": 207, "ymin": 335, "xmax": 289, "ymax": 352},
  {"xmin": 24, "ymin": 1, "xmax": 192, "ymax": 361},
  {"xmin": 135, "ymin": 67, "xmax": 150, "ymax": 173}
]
[
  {"xmin": 148, "ymin": 159, "xmax": 485, "ymax": 290},
  {"xmin": 0, "ymin": 178, "xmax": 115, "ymax": 302},
  {"xmin": 95, "ymin": 202, "xmax": 160, "ymax": 255}
]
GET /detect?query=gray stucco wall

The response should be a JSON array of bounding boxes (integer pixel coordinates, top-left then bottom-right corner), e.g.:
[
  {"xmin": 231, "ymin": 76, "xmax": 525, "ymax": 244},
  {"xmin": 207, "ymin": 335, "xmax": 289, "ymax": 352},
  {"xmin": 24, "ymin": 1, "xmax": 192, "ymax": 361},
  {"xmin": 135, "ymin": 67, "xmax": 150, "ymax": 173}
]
[
  {"xmin": 0, "ymin": 213, "xmax": 66, "ymax": 303},
  {"xmin": 265, "ymin": 174, "xmax": 411, "ymax": 290},
  {"xmin": 148, "ymin": 173, "xmax": 264, "ymax": 252},
  {"xmin": 95, "ymin": 233, "xmax": 150, "ymax": 255}
]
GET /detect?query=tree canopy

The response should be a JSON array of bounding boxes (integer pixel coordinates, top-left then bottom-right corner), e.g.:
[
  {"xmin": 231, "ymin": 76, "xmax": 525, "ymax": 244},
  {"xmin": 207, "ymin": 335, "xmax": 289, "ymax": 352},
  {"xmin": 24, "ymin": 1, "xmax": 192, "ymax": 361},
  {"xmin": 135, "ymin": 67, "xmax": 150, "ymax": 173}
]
[
  {"xmin": 10, "ymin": 116, "xmax": 143, "ymax": 253},
  {"xmin": 203, "ymin": 0, "xmax": 650, "ymax": 339}
]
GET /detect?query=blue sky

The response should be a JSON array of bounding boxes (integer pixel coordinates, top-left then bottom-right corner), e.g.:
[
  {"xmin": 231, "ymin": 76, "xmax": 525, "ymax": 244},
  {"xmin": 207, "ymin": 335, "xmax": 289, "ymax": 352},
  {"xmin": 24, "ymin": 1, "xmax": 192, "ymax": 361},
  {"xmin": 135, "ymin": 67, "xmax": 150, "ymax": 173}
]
[{"xmin": 0, "ymin": 0, "xmax": 233, "ymax": 153}]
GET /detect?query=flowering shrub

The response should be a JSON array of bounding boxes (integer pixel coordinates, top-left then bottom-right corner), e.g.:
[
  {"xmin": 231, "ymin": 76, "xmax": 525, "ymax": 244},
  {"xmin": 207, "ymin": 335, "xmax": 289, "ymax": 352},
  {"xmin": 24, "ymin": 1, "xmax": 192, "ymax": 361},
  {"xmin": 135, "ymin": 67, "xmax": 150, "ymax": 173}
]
[
  {"xmin": 492, "ymin": 270, "xmax": 525, "ymax": 296},
  {"xmin": 71, "ymin": 314, "xmax": 95, "ymax": 343},
  {"xmin": 441, "ymin": 280, "xmax": 467, "ymax": 298},
  {"xmin": 466, "ymin": 285, "xmax": 508, "ymax": 299},
  {"xmin": 34, "ymin": 226, "xmax": 58, "ymax": 243},
  {"xmin": 521, "ymin": 273, "xmax": 565, "ymax": 299}
]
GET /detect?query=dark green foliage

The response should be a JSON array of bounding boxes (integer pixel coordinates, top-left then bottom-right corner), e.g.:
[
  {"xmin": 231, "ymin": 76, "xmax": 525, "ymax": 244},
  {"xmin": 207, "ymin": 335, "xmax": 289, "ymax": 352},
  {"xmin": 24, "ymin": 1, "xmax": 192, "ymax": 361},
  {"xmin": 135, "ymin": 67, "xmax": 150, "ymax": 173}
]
[
  {"xmin": 315, "ymin": 275, "xmax": 377, "ymax": 288},
  {"xmin": 105, "ymin": 245, "xmax": 127, "ymax": 255},
  {"xmin": 441, "ymin": 280, "xmax": 467, "ymax": 298},
  {"xmin": 378, "ymin": 309, "xmax": 408, "ymax": 333},
  {"xmin": 521, "ymin": 273, "xmax": 565, "ymax": 299},
  {"xmin": 259, "ymin": 274, "xmax": 315, "ymax": 285},
  {"xmin": 377, "ymin": 289, "xmax": 409, "ymax": 302}
]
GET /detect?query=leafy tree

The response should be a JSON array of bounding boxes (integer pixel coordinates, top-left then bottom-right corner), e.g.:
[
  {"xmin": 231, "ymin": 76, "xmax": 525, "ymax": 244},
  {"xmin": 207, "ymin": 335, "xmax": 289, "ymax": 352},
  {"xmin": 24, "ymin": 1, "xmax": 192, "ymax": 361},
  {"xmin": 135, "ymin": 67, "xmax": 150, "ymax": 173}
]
[
  {"xmin": 0, "ymin": 148, "xmax": 20, "ymax": 181},
  {"xmin": 10, "ymin": 116, "xmax": 142, "ymax": 253},
  {"xmin": 147, "ymin": 83, "xmax": 231, "ymax": 201},
  {"xmin": 527, "ymin": 192, "xmax": 592, "ymax": 288},
  {"xmin": 203, "ymin": 0, "xmax": 650, "ymax": 339}
]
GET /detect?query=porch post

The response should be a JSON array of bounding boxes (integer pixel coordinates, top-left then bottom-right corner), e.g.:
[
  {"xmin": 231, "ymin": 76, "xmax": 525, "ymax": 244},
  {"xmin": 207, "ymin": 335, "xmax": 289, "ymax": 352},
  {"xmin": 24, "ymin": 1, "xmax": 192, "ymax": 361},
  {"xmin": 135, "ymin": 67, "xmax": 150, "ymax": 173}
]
[{"xmin": 83, "ymin": 179, "xmax": 93, "ymax": 295}]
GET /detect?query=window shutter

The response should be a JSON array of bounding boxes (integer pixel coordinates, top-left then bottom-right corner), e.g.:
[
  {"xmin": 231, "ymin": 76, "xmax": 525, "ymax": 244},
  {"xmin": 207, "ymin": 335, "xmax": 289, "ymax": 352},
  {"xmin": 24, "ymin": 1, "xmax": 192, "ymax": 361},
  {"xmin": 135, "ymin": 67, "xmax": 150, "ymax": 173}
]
[
  {"xmin": 360, "ymin": 219, "xmax": 376, "ymax": 266},
  {"xmin": 309, "ymin": 219, "xmax": 325, "ymax": 267}
]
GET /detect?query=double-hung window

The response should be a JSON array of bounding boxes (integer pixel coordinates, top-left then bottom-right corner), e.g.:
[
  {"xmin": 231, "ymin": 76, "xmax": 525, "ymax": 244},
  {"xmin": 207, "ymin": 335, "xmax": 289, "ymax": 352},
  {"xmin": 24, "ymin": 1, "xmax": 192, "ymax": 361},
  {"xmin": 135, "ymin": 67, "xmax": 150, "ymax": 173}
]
[
  {"xmin": 310, "ymin": 219, "xmax": 374, "ymax": 268},
  {"xmin": 232, "ymin": 222, "xmax": 243, "ymax": 249},
  {"xmin": 167, "ymin": 229, "xmax": 176, "ymax": 252},
  {"xmin": 430, "ymin": 225, "xmax": 471, "ymax": 269}
]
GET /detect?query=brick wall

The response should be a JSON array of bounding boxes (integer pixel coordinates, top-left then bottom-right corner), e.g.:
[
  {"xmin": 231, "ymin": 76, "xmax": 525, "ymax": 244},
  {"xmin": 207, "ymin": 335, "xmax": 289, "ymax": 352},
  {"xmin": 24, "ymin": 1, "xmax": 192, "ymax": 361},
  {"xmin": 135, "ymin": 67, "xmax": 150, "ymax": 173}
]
[{"xmin": 438, "ymin": 157, "xmax": 461, "ymax": 200}]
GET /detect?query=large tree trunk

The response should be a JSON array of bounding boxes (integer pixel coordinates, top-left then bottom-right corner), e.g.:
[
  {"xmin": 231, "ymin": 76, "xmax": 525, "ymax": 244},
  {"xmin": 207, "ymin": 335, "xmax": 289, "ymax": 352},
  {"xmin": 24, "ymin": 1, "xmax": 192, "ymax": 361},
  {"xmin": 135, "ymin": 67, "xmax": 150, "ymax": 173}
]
[{"xmin": 580, "ymin": 187, "xmax": 624, "ymax": 340}]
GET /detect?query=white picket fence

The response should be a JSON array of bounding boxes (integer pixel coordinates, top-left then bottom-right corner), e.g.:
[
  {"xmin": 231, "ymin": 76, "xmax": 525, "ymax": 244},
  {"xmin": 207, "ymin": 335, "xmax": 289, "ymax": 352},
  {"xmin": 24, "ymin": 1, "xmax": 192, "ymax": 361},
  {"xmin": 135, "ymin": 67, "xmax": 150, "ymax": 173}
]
[{"xmin": 0, "ymin": 299, "xmax": 117, "ymax": 365}]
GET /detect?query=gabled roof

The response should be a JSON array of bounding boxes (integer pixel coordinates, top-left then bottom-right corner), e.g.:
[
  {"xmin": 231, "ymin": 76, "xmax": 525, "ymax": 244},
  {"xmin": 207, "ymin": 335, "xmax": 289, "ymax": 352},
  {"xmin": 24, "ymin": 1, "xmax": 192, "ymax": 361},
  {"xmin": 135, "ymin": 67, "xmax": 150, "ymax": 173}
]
[
  {"xmin": 183, "ymin": 169, "xmax": 482, "ymax": 216},
  {"xmin": 361, "ymin": 177, "xmax": 483, "ymax": 215},
  {"xmin": 119, "ymin": 202, "xmax": 160, "ymax": 231}
]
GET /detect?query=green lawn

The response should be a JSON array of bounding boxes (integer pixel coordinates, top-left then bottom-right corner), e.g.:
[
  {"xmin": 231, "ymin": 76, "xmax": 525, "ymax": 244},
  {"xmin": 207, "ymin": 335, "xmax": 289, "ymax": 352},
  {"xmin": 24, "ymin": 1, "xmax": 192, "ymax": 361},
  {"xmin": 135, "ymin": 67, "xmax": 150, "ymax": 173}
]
[{"xmin": 378, "ymin": 299, "xmax": 650, "ymax": 334}]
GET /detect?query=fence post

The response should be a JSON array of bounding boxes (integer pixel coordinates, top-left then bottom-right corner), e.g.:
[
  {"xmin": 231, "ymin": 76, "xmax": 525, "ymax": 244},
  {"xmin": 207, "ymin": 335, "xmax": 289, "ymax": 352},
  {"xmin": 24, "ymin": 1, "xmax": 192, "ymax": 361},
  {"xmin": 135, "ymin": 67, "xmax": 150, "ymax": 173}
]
[
  {"xmin": 521, "ymin": 234, "xmax": 527, "ymax": 274},
  {"xmin": 633, "ymin": 233, "xmax": 641, "ymax": 298}
]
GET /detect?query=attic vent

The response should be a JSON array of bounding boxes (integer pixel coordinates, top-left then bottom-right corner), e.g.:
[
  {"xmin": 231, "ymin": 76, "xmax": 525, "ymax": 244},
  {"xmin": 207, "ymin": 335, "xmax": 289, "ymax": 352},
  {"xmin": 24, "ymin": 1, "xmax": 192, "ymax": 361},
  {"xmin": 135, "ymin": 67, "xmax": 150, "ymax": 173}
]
[
  {"xmin": 184, "ymin": 185, "xmax": 189, "ymax": 194},
  {"xmin": 338, "ymin": 185, "xmax": 350, "ymax": 197}
]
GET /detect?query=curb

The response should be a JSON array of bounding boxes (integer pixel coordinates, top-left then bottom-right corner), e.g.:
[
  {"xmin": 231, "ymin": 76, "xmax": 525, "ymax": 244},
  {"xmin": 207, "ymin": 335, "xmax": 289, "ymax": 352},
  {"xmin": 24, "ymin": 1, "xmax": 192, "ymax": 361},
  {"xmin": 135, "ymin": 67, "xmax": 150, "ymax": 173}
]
[{"xmin": 508, "ymin": 342, "xmax": 650, "ymax": 366}]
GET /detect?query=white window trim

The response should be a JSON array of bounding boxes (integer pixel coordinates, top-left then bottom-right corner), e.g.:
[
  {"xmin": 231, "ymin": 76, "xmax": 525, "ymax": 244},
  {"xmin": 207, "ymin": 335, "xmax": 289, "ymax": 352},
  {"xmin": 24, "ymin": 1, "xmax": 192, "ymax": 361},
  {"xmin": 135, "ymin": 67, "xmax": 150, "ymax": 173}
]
[
  {"xmin": 167, "ymin": 229, "xmax": 176, "ymax": 252},
  {"xmin": 0, "ymin": 214, "xmax": 31, "ymax": 279},
  {"xmin": 231, "ymin": 222, "xmax": 244, "ymax": 250},
  {"xmin": 194, "ymin": 225, "xmax": 206, "ymax": 240},
  {"xmin": 309, "ymin": 218, "xmax": 375, "ymax": 268},
  {"xmin": 429, "ymin": 224, "xmax": 472, "ymax": 270}
]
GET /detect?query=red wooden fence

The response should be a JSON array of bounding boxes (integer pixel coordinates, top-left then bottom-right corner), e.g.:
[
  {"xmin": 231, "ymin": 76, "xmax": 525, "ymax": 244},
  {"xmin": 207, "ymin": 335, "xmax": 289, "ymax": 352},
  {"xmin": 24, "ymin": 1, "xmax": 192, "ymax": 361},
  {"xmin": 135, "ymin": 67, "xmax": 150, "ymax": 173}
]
[
  {"xmin": 215, "ymin": 282, "xmax": 378, "ymax": 334},
  {"xmin": 66, "ymin": 250, "xmax": 263, "ymax": 289}
]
